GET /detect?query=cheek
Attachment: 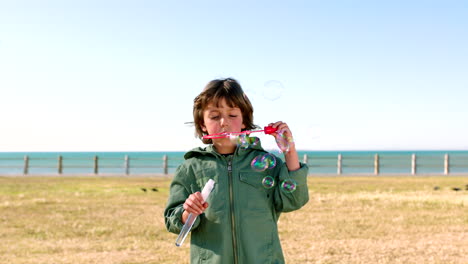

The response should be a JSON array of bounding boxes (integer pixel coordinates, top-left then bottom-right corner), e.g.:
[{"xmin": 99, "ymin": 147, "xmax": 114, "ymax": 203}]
[
  {"xmin": 203, "ymin": 120, "xmax": 219, "ymax": 131},
  {"xmin": 235, "ymin": 120, "xmax": 245, "ymax": 130},
  {"xmin": 236, "ymin": 117, "xmax": 245, "ymax": 127}
]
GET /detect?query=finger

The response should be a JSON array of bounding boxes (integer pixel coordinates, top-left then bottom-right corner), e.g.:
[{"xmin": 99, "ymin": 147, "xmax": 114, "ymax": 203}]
[
  {"xmin": 276, "ymin": 121, "xmax": 287, "ymax": 129},
  {"xmin": 187, "ymin": 202, "xmax": 209, "ymax": 215},
  {"xmin": 186, "ymin": 202, "xmax": 203, "ymax": 215},
  {"xmin": 185, "ymin": 194, "xmax": 205, "ymax": 214},
  {"xmin": 273, "ymin": 124, "xmax": 286, "ymax": 134},
  {"xmin": 277, "ymin": 123, "xmax": 292, "ymax": 134},
  {"xmin": 191, "ymin": 199, "xmax": 205, "ymax": 214},
  {"xmin": 194, "ymin": 192, "xmax": 206, "ymax": 203},
  {"xmin": 183, "ymin": 202, "xmax": 197, "ymax": 214},
  {"xmin": 273, "ymin": 123, "xmax": 294, "ymax": 143},
  {"xmin": 183, "ymin": 200, "xmax": 201, "ymax": 215},
  {"xmin": 272, "ymin": 121, "xmax": 282, "ymax": 128},
  {"xmin": 268, "ymin": 122, "xmax": 283, "ymax": 136}
]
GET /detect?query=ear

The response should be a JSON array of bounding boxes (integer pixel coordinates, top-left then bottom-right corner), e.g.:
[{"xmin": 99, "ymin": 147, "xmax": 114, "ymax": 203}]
[
  {"xmin": 201, "ymin": 123, "xmax": 207, "ymax": 132},
  {"xmin": 241, "ymin": 123, "xmax": 246, "ymax": 129}
]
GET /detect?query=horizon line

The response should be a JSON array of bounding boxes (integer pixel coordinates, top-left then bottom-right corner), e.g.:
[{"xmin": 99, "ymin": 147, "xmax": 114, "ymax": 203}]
[{"xmin": 1, "ymin": 149, "xmax": 468, "ymax": 153}]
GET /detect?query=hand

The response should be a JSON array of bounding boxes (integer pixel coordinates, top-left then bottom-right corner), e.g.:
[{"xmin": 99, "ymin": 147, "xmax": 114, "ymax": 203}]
[
  {"xmin": 268, "ymin": 121, "xmax": 294, "ymax": 144},
  {"xmin": 268, "ymin": 121, "xmax": 300, "ymax": 170},
  {"xmin": 183, "ymin": 191, "xmax": 209, "ymax": 216}
]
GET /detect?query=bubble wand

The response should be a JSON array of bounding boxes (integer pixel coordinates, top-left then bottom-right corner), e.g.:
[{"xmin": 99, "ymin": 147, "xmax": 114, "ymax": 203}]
[{"xmin": 202, "ymin": 125, "xmax": 278, "ymax": 139}]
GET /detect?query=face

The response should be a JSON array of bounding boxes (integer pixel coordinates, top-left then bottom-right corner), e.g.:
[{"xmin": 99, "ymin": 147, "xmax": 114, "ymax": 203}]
[{"xmin": 201, "ymin": 98, "xmax": 245, "ymax": 145}]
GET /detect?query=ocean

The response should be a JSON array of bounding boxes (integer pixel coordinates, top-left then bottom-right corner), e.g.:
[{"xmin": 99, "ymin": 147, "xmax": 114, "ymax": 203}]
[{"xmin": 0, "ymin": 150, "xmax": 467, "ymax": 175}]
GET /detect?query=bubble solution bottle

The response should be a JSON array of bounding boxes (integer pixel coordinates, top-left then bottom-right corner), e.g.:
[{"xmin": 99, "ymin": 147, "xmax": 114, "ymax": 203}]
[{"xmin": 175, "ymin": 179, "xmax": 215, "ymax": 247}]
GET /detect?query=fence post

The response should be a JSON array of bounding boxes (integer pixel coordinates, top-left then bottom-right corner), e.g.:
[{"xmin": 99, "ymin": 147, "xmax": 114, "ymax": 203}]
[
  {"xmin": 411, "ymin": 154, "xmax": 416, "ymax": 175},
  {"xmin": 444, "ymin": 154, "xmax": 449, "ymax": 175},
  {"xmin": 23, "ymin": 155, "xmax": 29, "ymax": 175},
  {"xmin": 94, "ymin": 156, "xmax": 99, "ymax": 175},
  {"xmin": 303, "ymin": 154, "xmax": 308, "ymax": 165},
  {"xmin": 163, "ymin": 155, "xmax": 168, "ymax": 174},
  {"xmin": 337, "ymin": 154, "xmax": 342, "ymax": 175},
  {"xmin": 125, "ymin": 155, "xmax": 130, "ymax": 175},
  {"xmin": 58, "ymin": 155, "xmax": 63, "ymax": 174},
  {"xmin": 374, "ymin": 154, "xmax": 379, "ymax": 175}
]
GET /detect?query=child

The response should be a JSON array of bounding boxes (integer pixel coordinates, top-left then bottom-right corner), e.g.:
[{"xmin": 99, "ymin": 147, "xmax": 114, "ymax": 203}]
[{"xmin": 164, "ymin": 78, "xmax": 309, "ymax": 263}]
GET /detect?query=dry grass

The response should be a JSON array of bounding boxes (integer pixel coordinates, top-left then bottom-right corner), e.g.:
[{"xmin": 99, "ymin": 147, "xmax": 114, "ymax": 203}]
[{"xmin": 0, "ymin": 176, "xmax": 467, "ymax": 264}]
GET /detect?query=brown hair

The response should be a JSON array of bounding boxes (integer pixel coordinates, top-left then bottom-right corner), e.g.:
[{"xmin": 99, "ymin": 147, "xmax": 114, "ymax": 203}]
[{"xmin": 193, "ymin": 78, "xmax": 258, "ymax": 144}]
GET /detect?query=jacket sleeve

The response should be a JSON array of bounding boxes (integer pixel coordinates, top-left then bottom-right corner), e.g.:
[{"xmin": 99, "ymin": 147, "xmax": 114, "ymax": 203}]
[
  {"xmin": 164, "ymin": 164, "xmax": 201, "ymax": 234},
  {"xmin": 273, "ymin": 162, "xmax": 309, "ymax": 212}
]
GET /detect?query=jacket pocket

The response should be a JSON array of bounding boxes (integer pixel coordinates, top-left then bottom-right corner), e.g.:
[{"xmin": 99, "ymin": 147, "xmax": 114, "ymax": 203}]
[
  {"xmin": 239, "ymin": 171, "xmax": 270, "ymax": 188},
  {"xmin": 238, "ymin": 171, "xmax": 273, "ymax": 211}
]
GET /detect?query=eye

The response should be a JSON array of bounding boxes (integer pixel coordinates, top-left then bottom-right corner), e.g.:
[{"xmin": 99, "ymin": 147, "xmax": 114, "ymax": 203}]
[
  {"xmin": 210, "ymin": 116, "xmax": 220, "ymax": 120},
  {"xmin": 229, "ymin": 115, "xmax": 238, "ymax": 118}
]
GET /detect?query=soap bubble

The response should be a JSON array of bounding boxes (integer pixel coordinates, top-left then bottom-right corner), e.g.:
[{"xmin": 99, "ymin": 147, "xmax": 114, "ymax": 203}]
[
  {"xmin": 261, "ymin": 153, "xmax": 277, "ymax": 169},
  {"xmin": 280, "ymin": 179, "xmax": 297, "ymax": 193},
  {"xmin": 234, "ymin": 134, "xmax": 259, "ymax": 149},
  {"xmin": 235, "ymin": 134, "xmax": 248, "ymax": 148},
  {"xmin": 243, "ymin": 135, "xmax": 259, "ymax": 148},
  {"xmin": 250, "ymin": 153, "xmax": 278, "ymax": 172},
  {"xmin": 229, "ymin": 134, "xmax": 238, "ymax": 141},
  {"xmin": 251, "ymin": 155, "xmax": 268, "ymax": 172},
  {"xmin": 262, "ymin": 176, "xmax": 275, "ymax": 189},
  {"xmin": 275, "ymin": 131, "xmax": 290, "ymax": 153},
  {"xmin": 263, "ymin": 80, "xmax": 284, "ymax": 101}
]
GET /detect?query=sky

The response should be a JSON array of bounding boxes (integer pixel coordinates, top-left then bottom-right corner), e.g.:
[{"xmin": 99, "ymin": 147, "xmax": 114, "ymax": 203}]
[{"xmin": 1, "ymin": 0, "xmax": 467, "ymax": 152}]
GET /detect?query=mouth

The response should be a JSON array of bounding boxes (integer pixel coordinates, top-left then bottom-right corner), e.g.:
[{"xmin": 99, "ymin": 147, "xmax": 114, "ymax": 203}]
[{"xmin": 203, "ymin": 130, "xmax": 236, "ymax": 139}]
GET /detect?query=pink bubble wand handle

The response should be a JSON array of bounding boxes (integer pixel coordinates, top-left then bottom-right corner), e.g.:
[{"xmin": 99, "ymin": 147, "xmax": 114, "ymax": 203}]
[{"xmin": 202, "ymin": 126, "xmax": 278, "ymax": 139}]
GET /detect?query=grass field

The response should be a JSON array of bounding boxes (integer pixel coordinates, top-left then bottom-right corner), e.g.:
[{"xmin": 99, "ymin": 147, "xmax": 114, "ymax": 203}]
[{"xmin": 0, "ymin": 176, "xmax": 467, "ymax": 264}]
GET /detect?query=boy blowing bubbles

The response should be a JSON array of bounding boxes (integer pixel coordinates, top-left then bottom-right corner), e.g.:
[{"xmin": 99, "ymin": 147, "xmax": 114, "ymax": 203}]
[{"xmin": 165, "ymin": 78, "xmax": 309, "ymax": 263}]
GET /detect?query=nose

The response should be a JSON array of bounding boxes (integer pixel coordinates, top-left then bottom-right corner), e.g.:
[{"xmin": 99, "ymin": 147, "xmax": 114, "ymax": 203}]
[{"xmin": 220, "ymin": 116, "xmax": 229, "ymax": 127}]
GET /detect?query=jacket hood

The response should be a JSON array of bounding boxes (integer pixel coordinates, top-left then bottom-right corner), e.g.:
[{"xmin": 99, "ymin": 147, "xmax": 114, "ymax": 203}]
[{"xmin": 184, "ymin": 137, "xmax": 267, "ymax": 160}]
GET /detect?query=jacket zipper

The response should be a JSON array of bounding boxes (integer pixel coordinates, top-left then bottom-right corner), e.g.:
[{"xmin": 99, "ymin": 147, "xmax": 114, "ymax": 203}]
[{"xmin": 227, "ymin": 156, "xmax": 238, "ymax": 264}]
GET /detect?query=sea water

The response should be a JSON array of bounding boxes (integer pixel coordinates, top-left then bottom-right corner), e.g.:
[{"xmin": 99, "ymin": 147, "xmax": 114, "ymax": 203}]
[{"xmin": 0, "ymin": 150, "xmax": 467, "ymax": 175}]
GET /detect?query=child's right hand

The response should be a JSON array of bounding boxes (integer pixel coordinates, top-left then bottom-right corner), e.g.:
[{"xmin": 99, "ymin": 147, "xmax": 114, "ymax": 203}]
[{"xmin": 183, "ymin": 191, "xmax": 209, "ymax": 216}]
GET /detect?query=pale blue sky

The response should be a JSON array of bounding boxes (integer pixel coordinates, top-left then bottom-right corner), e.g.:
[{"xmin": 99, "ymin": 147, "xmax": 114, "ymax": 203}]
[{"xmin": 1, "ymin": 0, "xmax": 467, "ymax": 151}]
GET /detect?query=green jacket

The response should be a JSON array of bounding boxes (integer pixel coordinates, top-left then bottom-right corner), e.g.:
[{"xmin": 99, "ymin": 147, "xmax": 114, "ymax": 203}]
[{"xmin": 164, "ymin": 141, "xmax": 309, "ymax": 264}]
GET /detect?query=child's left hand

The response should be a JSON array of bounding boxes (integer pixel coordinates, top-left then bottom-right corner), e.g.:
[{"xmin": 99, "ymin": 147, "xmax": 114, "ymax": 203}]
[
  {"xmin": 268, "ymin": 121, "xmax": 300, "ymax": 170},
  {"xmin": 268, "ymin": 121, "xmax": 293, "ymax": 139},
  {"xmin": 268, "ymin": 121, "xmax": 294, "ymax": 150}
]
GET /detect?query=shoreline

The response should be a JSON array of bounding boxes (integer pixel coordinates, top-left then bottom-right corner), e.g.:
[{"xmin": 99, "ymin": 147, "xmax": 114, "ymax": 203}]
[{"xmin": 2, "ymin": 173, "xmax": 468, "ymax": 178}]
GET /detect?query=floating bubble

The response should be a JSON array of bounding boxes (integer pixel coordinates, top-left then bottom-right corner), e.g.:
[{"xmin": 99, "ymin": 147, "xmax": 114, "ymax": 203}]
[
  {"xmin": 261, "ymin": 153, "xmax": 277, "ymax": 170},
  {"xmin": 275, "ymin": 131, "xmax": 290, "ymax": 153},
  {"xmin": 236, "ymin": 134, "xmax": 248, "ymax": 148},
  {"xmin": 262, "ymin": 176, "xmax": 275, "ymax": 189},
  {"xmin": 234, "ymin": 134, "xmax": 259, "ymax": 149},
  {"xmin": 251, "ymin": 155, "xmax": 268, "ymax": 172},
  {"xmin": 245, "ymin": 136, "xmax": 259, "ymax": 148},
  {"xmin": 229, "ymin": 133, "xmax": 239, "ymax": 141},
  {"xmin": 251, "ymin": 153, "xmax": 277, "ymax": 172},
  {"xmin": 280, "ymin": 179, "xmax": 297, "ymax": 193},
  {"xmin": 229, "ymin": 134, "xmax": 239, "ymax": 146},
  {"xmin": 262, "ymin": 80, "xmax": 284, "ymax": 101}
]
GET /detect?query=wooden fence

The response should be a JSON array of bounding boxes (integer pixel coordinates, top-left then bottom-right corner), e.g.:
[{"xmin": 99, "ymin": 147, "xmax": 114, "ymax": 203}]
[
  {"xmin": 301, "ymin": 153, "xmax": 459, "ymax": 175},
  {"xmin": 0, "ymin": 155, "xmax": 182, "ymax": 175},
  {"xmin": 0, "ymin": 153, "xmax": 466, "ymax": 176}
]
